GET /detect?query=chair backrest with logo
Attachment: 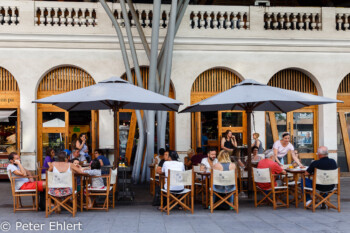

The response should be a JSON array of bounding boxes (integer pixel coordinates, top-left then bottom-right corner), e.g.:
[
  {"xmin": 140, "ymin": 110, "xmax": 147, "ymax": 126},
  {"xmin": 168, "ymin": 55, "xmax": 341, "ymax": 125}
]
[
  {"xmin": 315, "ymin": 168, "xmax": 338, "ymax": 185},
  {"xmin": 110, "ymin": 169, "xmax": 118, "ymax": 185},
  {"xmin": 253, "ymin": 168, "xmax": 271, "ymax": 183},
  {"xmin": 47, "ymin": 171, "xmax": 73, "ymax": 189},
  {"xmin": 213, "ymin": 169, "xmax": 236, "ymax": 186},
  {"xmin": 169, "ymin": 170, "xmax": 192, "ymax": 186}
]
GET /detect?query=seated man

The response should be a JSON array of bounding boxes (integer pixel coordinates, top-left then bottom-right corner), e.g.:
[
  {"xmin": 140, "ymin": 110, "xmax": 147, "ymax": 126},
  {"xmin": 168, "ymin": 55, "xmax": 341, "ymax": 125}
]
[
  {"xmin": 7, "ymin": 152, "xmax": 46, "ymax": 192},
  {"xmin": 156, "ymin": 150, "xmax": 169, "ymax": 174},
  {"xmin": 94, "ymin": 149, "xmax": 110, "ymax": 166},
  {"xmin": 200, "ymin": 147, "xmax": 218, "ymax": 172},
  {"xmin": 69, "ymin": 149, "xmax": 86, "ymax": 162},
  {"xmin": 304, "ymin": 146, "xmax": 337, "ymax": 207},
  {"xmin": 162, "ymin": 151, "xmax": 185, "ymax": 192},
  {"xmin": 191, "ymin": 147, "xmax": 207, "ymax": 166},
  {"xmin": 257, "ymin": 149, "xmax": 286, "ymax": 190}
]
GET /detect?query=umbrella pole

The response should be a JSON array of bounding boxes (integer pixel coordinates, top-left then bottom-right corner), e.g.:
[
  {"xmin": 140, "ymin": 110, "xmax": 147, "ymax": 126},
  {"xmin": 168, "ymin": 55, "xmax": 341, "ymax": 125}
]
[
  {"xmin": 114, "ymin": 107, "xmax": 120, "ymax": 168},
  {"xmin": 246, "ymin": 110, "xmax": 252, "ymax": 196}
]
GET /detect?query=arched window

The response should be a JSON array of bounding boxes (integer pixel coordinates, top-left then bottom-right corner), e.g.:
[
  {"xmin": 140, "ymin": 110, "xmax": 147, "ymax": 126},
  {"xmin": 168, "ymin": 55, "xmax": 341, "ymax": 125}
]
[
  {"xmin": 37, "ymin": 66, "xmax": 98, "ymax": 166},
  {"xmin": 0, "ymin": 67, "xmax": 20, "ymax": 168},
  {"xmin": 121, "ymin": 67, "xmax": 175, "ymax": 163},
  {"xmin": 337, "ymin": 73, "xmax": 350, "ymax": 172},
  {"xmin": 266, "ymin": 69, "xmax": 318, "ymax": 163},
  {"xmin": 191, "ymin": 68, "xmax": 243, "ymax": 153}
]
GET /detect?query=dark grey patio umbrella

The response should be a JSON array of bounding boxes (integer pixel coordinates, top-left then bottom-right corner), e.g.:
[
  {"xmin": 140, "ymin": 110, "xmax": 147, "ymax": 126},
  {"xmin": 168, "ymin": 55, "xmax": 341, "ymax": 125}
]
[
  {"xmin": 180, "ymin": 79, "xmax": 342, "ymax": 192},
  {"xmin": 33, "ymin": 77, "xmax": 183, "ymax": 166}
]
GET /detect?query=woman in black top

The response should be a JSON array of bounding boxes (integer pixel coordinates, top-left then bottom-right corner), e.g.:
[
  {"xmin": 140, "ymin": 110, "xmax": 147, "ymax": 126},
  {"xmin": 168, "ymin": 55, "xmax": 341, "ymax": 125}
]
[{"xmin": 221, "ymin": 130, "xmax": 237, "ymax": 154}]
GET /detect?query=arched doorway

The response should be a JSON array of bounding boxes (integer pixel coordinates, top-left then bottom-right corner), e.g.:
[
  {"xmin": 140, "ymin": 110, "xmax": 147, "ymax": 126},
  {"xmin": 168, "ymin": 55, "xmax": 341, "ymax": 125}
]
[
  {"xmin": 121, "ymin": 67, "xmax": 175, "ymax": 164},
  {"xmin": 36, "ymin": 66, "xmax": 98, "ymax": 165},
  {"xmin": 337, "ymin": 73, "xmax": 350, "ymax": 172},
  {"xmin": 0, "ymin": 67, "xmax": 20, "ymax": 178},
  {"xmin": 191, "ymin": 68, "xmax": 244, "ymax": 153},
  {"xmin": 266, "ymin": 69, "xmax": 318, "ymax": 163}
]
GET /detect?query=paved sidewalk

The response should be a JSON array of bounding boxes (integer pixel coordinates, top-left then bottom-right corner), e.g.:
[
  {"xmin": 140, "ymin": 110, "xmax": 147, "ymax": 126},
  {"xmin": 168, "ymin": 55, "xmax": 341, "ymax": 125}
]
[{"xmin": 0, "ymin": 178, "xmax": 349, "ymax": 233}]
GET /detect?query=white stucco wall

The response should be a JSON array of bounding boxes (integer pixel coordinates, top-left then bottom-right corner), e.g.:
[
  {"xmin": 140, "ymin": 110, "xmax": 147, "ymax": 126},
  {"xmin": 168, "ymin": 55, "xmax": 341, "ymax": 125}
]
[{"xmin": 0, "ymin": 1, "xmax": 349, "ymax": 157}]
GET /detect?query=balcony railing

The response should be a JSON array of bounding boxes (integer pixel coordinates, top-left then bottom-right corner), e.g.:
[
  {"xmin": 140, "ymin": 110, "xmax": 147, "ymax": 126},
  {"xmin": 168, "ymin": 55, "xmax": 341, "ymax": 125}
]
[{"xmin": 0, "ymin": 1, "xmax": 350, "ymax": 39}]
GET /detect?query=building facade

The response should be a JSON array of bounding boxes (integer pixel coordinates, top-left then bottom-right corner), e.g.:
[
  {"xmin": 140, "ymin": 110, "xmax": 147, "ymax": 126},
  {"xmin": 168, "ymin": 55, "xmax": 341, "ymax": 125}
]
[{"xmin": 1, "ymin": 1, "xmax": 350, "ymax": 175}]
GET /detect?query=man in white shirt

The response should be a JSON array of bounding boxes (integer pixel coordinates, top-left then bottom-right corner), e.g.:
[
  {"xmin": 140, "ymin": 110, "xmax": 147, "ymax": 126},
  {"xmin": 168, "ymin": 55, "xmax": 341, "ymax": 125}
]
[
  {"xmin": 162, "ymin": 151, "xmax": 185, "ymax": 192},
  {"xmin": 7, "ymin": 152, "xmax": 45, "ymax": 191},
  {"xmin": 200, "ymin": 147, "xmax": 218, "ymax": 172}
]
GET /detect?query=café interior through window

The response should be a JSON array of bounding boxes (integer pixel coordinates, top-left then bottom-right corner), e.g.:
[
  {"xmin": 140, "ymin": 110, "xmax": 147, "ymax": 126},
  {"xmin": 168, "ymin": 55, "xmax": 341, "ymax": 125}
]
[{"xmin": 0, "ymin": 110, "xmax": 18, "ymax": 155}]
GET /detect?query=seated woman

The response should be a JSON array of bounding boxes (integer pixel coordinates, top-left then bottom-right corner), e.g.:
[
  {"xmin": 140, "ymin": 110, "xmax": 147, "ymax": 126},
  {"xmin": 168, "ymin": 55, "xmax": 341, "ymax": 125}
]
[
  {"xmin": 48, "ymin": 152, "xmax": 84, "ymax": 200},
  {"xmin": 237, "ymin": 146, "xmax": 262, "ymax": 168},
  {"xmin": 184, "ymin": 148, "xmax": 195, "ymax": 170},
  {"xmin": 212, "ymin": 150, "xmax": 236, "ymax": 208},
  {"xmin": 83, "ymin": 159, "xmax": 105, "ymax": 208},
  {"xmin": 94, "ymin": 149, "xmax": 110, "ymax": 166},
  {"xmin": 42, "ymin": 148, "xmax": 55, "ymax": 174}
]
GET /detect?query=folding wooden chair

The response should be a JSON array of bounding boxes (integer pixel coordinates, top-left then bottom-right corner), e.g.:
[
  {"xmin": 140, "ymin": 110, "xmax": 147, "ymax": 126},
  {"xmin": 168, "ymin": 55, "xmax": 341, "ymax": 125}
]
[
  {"xmin": 160, "ymin": 169, "xmax": 194, "ymax": 215},
  {"xmin": 238, "ymin": 168, "xmax": 248, "ymax": 193},
  {"xmin": 150, "ymin": 165, "xmax": 159, "ymax": 196},
  {"xmin": 252, "ymin": 167, "xmax": 289, "ymax": 210},
  {"xmin": 109, "ymin": 168, "xmax": 118, "ymax": 208},
  {"xmin": 8, "ymin": 171, "xmax": 39, "ymax": 212},
  {"xmin": 303, "ymin": 168, "xmax": 340, "ymax": 212},
  {"xmin": 37, "ymin": 161, "xmax": 49, "ymax": 181},
  {"xmin": 193, "ymin": 165, "xmax": 204, "ymax": 202},
  {"xmin": 85, "ymin": 173, "xmax": 111, "ymax": 211},
  {"xmin": 46, "ymin": 171, "xmax": 76, "ymax": 217},
  {"xmin": 210, "ymin": 169, "xmax": 239, "ymax": 213}
]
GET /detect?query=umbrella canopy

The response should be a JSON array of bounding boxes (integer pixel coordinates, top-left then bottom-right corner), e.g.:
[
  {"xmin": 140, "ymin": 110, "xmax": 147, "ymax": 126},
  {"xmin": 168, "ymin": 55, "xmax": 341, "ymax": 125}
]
[
  {"xmin": 181, "ymin": 79, "xmax": 341, "ymax": 113},
  {"xmin": 33, "ymin": 77, "xmax": 183, "ymax": 166},
  {"xmin": 180, "ymin": 79, "xmax": 342, "ymax": 193},
  {"xmin": 33, "ymin": 77, "xmax": 181, "ymax": 112}
]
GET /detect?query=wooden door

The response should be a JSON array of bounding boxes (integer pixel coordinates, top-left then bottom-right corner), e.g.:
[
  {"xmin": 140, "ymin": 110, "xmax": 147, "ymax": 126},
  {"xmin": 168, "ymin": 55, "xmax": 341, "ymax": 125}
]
[
  {"xmin": 267, "ymin": 106, "xmax": 318, "ymax": 163},
  {"xmin": 37, "ymin": 107, "xmax": 69, "ymax": 165}
]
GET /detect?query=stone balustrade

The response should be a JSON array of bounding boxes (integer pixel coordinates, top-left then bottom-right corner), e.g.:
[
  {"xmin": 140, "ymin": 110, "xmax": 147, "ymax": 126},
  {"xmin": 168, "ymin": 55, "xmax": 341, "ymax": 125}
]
[
  {"xmin": 0, "ymin": 6, "xmax": 20, "ymax": 26},
  {"xmin": 34, "ymin": 1, "xmax": 97, "ymax": 27},
  {"xmin": 336, "ymin": 8, "xmax": 350, "ymax": 31},
  {"xmin": 112, "ymin": 3, "xmax": 170, "ymax": 29},
  {"xmin": 0, "ymin": 1, "xmax": 350, "ymax": 38},
  {"xmin": 189, "ymin": 6, "xmax": 250, "ymax": 30},
  {"xmin": 264, "ymin": 8, "xmax": 322, "ymax": 30}
]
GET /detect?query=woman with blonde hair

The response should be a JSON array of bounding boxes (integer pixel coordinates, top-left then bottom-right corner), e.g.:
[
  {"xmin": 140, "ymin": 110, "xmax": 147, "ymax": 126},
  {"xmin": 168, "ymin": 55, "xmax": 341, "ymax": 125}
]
[
  {"xmin": 184, "ymin": 148, "xmax": 195, "ymax": 169},
  {"xmin": 252, "ymin": 133, "xmax": 264, "ymax": 154},
  {"xmin": 212, "ymin": 150, "xmax": 236, "ymax": 207}
]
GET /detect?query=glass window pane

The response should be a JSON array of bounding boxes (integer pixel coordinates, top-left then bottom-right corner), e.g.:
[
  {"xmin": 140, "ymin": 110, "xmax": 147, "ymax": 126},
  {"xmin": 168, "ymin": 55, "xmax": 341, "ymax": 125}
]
[
  {"xmin": 221, "ymin": 112, "xmax": 242, "ymax": 127},
  {"xmin": 201, "ymin": 112, "xmax": 218, "ymax": 140},
  {"xmin": 338, "ymin": 113, "xmax": 349, "ymax": 172},
  {"xmin": 42, "ymin": 133, "xmax": 65, "ymax": 162},
  {"xmin": 275, "ymin": 113, "xmax": 287, "ymax": 139},
  {"xmin": 221, "ymin": 132, "xmax": 243, "ymax": 147},
  {"xmin": 265, "ymin": 113, "xmax": 273, "ymax": 150},
  {"xmin": 293, "ymin": 112, "xmax": 314, "ymax": 153},
  {"xmin": 119, "ymin": 112, "xmax": 132, "ymax": 160},
  {"xmin": 42, "ymin": 112, "xmax": 65, "ymax": 127},
  {"xmin": 69, "ymin": 111, "xmax": 91, "ymax": 152},
  {"xmin": 0, "ymin": 110, "xmax": 17, "ymax": 154}
]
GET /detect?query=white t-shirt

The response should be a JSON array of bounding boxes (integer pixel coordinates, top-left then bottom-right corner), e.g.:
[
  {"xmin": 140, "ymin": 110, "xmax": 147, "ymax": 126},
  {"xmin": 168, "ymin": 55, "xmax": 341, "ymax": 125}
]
[
  {"xmin": 7, "ymin": 164, "xmax": 29, "ymax": 190},
  {"xmin": 162, "ymin": 161, "xmax": 185, "ymax": 191},
  {"xmin": 84, "ymin": 169, "xmax": 104, "ymax": 188},
  {"xmin": 273, "ymin": 140, "xmax": 294, "ymax": 158},
  {"xmin": 200, "ymin": 158, "xmax": 218, "ymax": 172},
  {"xmin": 70, "ymin": 153, "xmax": 86, "ymax": 162}
]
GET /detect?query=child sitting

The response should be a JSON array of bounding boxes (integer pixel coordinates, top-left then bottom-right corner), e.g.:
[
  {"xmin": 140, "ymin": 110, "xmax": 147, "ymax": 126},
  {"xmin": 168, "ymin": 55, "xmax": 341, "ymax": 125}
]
[{"xmin": 83, "ymin": 159, "xmax": 105, "ymax": 208}]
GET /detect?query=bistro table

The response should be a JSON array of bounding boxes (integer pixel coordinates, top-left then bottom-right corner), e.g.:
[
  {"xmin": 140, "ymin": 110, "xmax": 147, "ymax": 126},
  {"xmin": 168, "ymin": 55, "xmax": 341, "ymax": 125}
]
[
  {"xmin": 285, "ymin": 167, "xmax": 308, "ymax": 208},
  {"xmin": 194, "ymin": 170, "xmax": 211, "ymax": 208}
]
